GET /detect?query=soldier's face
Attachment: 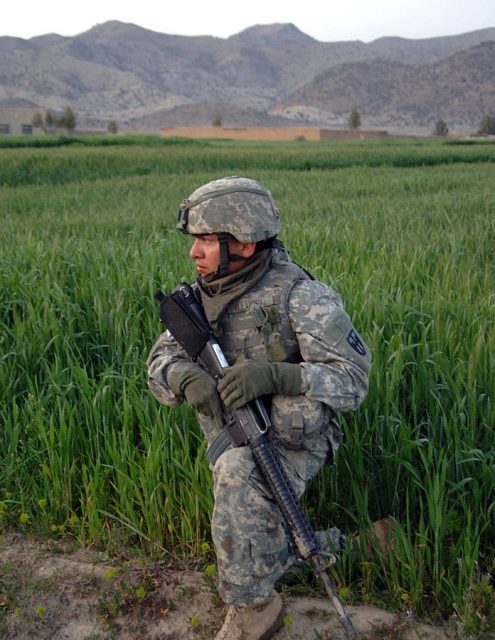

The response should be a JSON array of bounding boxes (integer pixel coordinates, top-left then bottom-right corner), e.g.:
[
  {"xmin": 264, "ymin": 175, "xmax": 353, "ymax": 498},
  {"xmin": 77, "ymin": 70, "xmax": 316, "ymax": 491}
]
[{"xmin": 189, "ymin": 234, "xmax": 255, "ymax": 276}]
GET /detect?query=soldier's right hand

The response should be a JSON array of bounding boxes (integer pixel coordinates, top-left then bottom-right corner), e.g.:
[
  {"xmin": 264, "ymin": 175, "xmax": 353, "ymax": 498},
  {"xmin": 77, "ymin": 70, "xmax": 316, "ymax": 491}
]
[{"xmin": 167, "ymin": 363, "xmax": 223, "ymax": 424}]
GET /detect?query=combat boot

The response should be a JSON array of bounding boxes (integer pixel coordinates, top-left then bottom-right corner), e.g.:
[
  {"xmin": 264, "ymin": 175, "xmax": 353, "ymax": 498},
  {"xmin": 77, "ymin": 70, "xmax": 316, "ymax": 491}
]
[
  {"xmin": 367, "ymin": 517, "xmax": 396, "ymax": 557},
  {"xmin": 214, "ymin": 591, "xmax": 284, "ymax": 640}
]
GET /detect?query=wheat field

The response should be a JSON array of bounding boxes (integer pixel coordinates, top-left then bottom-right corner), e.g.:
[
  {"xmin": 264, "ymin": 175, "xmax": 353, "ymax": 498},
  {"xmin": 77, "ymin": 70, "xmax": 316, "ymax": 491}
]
[{"xmin": 1, "ymin": 135, "xmax": 494, "ymax": 631}]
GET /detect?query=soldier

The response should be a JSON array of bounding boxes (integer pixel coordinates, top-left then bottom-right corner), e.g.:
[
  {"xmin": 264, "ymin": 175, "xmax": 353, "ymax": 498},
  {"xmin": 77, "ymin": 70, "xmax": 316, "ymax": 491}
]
[{"xmin": 147, "ymin": 176, "xmax": 371, "ymax": 640}]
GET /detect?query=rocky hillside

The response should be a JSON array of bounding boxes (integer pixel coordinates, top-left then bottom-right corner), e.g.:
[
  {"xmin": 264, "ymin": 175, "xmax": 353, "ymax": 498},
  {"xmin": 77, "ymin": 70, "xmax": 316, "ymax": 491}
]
[
  {"xmin": 275, "ymin": 41, "xmax": 495, "ymax": 131},
  {"xmin": 0, "ymin": 21, "xmax": 494, "ymax": 132}
]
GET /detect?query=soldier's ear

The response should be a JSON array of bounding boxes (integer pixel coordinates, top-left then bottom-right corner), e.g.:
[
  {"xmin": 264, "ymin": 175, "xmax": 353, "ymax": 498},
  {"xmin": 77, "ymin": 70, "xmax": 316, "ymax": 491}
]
[
  {"xmin": 240, "ymin": 242, "xmax": 256, "ymax": 259},
  {"xmin": 229, "ymin": 239, "xmax": 256, "ymax": 259}
]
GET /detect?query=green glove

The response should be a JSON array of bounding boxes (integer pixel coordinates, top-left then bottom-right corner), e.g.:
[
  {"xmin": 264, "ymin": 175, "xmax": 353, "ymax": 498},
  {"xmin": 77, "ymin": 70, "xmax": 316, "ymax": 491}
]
[
  {"xmin": 167, "ymin": 362, "xmax": 223, "ymax": 425},
  {"xmin": 217, "ymin": 360, "xmax": 303, "ymax": 409}
]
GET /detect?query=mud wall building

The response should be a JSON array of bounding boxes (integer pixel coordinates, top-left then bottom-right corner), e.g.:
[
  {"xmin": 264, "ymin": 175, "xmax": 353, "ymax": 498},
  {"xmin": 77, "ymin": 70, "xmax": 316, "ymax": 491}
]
[
  {"xmin": 0, "ymin": 107, "xmax": 46, "ymax": 136},
  {"xmin": 161, "ymin": 126, "xmax": 389, "ymax": 141}
]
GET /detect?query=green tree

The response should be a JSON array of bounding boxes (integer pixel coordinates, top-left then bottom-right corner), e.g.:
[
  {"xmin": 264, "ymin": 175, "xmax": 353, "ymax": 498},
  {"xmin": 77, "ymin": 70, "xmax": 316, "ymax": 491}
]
[
  {"xmin": 478, "ymin": 114, "xmax": 495, "ymax": 135},
  {"xmin": 31, "ymin": 112, "xmax": 44, "ymax": 129},
  {"xmin": 60, "ymin": 106, "xmax": 76, "ymax": 132},
  {"xmin": 107, "ymin": 121, "xmax": 118, "ymax": 134},
  {"xmin": 348, "ymin": 108, "xmax": 361, "ymax": 130},
  {"xmin": 212, "ymin": 113, "xmax": 222, "ymax": 127},
  {"xmin": 45, "ymin": 110, "xmax": 55, "ymax": 127},
  {"xmin": 434, "ymin": 119, "xmax": 449, "ymax": 136}
]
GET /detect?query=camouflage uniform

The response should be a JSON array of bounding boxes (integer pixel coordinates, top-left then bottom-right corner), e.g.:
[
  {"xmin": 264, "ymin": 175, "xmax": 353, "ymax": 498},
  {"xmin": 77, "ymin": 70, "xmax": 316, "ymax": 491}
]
[{"xmin": 147, "ymin": 177, "xmax": 371, "ymax": 607}]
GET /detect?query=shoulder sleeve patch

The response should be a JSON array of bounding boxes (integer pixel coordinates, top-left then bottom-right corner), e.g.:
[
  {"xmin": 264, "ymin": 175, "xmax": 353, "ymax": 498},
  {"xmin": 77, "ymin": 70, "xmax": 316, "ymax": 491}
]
[
  {"xmin": 322, "ymin": 308, "xmax": 371, "ymax": 371},
  {"xmin": 347, "ymin": 329, "xmax": 367, "ymax": 356}
]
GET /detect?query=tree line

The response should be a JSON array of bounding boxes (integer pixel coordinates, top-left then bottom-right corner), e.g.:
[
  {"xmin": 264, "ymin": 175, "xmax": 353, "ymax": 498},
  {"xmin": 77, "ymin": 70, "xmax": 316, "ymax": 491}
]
[
  {"xmin": 32, "ymin": 107, "xmax": 76, "ymax": 132},
  {"xmin": 32, "ymin": 105, "xmax": 495, "ymax": 137},
  {"xmin": 349, "ymin": 108, "xmax": 495, "ymax": 136},
  {"xmin": 32, "ymin": 108, "xmax": 119, "ymax": 134}
]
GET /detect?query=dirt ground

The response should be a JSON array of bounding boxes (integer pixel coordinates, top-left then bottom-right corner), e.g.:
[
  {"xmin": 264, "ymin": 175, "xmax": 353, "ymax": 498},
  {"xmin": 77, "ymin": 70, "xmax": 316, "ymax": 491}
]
[{"xmin": 0, "ymin": 532, "xmax": 458, "ymax": 640}]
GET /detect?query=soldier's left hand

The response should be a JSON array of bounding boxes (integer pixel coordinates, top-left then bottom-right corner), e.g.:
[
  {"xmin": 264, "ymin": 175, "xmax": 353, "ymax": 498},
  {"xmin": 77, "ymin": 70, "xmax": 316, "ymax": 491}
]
[{"xmin": 217, "ymin": 360, "xmax": 303, "ymax": 408}]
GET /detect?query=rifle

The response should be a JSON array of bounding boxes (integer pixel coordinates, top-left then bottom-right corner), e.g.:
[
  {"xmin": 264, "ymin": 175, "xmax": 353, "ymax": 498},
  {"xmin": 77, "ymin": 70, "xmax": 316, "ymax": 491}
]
[{"xmin": 155, "ymin": 283, "xmax": 357, "ymax": 638}]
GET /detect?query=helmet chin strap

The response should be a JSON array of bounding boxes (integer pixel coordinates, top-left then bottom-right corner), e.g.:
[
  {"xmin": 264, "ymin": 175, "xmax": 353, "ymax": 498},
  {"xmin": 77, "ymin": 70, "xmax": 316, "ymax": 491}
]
[{"xmin": 216, "ymin": 233, "xmax": 245, "ymax": 277}]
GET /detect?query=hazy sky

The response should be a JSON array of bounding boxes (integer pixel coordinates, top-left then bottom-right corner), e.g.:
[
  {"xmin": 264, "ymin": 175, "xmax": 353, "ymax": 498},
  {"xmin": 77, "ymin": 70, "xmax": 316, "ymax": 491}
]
[{"xmin": 3, "ymin": 0, "xmax": 494, "ymax": 42}]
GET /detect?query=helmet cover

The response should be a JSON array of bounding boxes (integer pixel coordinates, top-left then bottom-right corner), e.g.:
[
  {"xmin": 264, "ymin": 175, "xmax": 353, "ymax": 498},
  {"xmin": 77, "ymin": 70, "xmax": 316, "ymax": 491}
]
[{"xmin": 177, "ymin": 176, "xmax": 281, "ymax": 243}]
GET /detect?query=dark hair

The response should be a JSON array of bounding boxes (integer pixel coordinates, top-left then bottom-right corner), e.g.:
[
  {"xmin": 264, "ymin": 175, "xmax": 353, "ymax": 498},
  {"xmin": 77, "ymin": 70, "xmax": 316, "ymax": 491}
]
[{"xmin": 255, "ymin": 237, "xmax": 280, "ymax": 253}]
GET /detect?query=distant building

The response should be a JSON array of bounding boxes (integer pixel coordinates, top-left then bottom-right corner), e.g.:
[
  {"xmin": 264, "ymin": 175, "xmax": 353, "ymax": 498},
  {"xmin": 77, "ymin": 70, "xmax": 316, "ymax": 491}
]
[
  {"xmin": 161, "ymin": 126, "xmax": 390, "ymax": 141},
  {"xmin": 0, "ymin": 107, "xmax": 47, "ymax": 136}
]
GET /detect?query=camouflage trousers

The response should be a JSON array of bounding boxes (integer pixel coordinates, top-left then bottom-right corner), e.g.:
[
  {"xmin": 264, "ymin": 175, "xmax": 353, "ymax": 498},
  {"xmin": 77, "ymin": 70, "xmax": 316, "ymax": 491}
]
[{"xmin": 211, "ymin": 432, "xmax": 331, "ymax": 606}]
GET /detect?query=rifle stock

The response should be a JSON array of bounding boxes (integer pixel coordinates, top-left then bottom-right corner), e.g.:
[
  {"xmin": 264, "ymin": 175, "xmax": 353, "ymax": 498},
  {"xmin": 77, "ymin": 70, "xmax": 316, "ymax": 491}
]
[{"xmin": 155, "ymin": 283, "xmax": 357, "ymax": 638}]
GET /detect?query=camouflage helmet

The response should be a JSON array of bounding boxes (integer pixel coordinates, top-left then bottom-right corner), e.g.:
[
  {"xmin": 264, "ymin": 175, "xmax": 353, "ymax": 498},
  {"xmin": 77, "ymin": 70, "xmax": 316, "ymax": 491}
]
[{"xmin": 177, "ymin": 176, "xmax": 281, "ymax": 243}]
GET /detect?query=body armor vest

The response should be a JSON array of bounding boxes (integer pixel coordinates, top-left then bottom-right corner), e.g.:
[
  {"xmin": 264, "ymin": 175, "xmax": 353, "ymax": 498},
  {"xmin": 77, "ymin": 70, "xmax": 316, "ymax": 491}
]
[
  {"xmin": 205, "ymin": 254, "xmax": 338, "ymax": 454},
  {"xmin": 213, "ymin": 254, "xmax": 309, "ymax": 366}
]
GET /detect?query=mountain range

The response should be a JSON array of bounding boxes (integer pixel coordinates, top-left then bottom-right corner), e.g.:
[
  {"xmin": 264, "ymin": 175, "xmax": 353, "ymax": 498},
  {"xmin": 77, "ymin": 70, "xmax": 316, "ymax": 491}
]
[{"xmin": 1, "ymin": 21, "xmax": 494, "ymax": 133}]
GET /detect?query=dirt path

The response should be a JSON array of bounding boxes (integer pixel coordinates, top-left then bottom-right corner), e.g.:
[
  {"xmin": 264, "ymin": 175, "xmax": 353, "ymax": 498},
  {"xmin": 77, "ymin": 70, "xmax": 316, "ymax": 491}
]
[{"xmin": 0, "ymin": 532, "xmax": 456, "ymax": 639}]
